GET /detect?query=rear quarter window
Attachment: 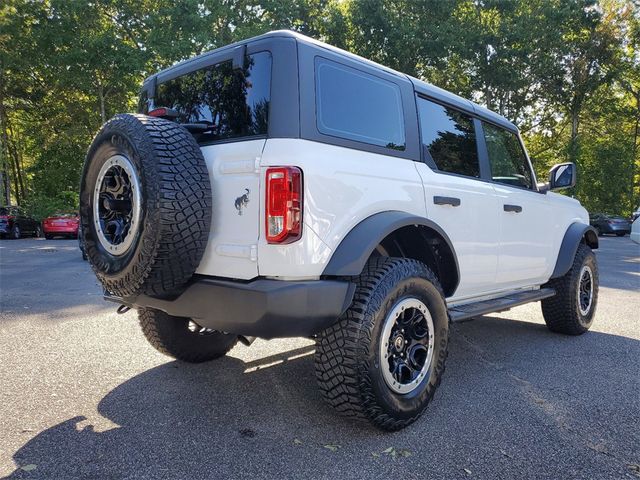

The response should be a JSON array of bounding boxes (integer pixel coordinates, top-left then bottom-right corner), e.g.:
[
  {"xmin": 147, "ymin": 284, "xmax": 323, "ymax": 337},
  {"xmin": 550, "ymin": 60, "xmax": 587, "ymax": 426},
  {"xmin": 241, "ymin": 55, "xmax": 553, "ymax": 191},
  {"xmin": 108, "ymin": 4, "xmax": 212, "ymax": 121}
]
[{"xmin": 315, "ymin": 58, "xmax": 405, "ymax": 150}]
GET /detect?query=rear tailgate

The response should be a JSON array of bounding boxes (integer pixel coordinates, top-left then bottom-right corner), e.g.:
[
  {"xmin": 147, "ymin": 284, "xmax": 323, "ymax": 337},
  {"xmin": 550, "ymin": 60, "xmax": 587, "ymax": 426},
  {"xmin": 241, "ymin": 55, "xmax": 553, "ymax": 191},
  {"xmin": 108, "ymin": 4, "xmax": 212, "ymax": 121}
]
[{"xmin": 195, "ymin": 140, "xmax": 264, "ymax": 279}]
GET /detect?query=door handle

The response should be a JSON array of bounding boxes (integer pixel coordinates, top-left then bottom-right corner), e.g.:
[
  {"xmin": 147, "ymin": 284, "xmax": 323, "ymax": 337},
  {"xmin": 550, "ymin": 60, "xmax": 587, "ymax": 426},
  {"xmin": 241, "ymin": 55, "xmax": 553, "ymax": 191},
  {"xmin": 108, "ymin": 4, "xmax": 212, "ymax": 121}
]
[
  {"xmin": 504, "ymin": 204, "xmax": 522, "ymax": 213},
  {"xmin": 433, "ymin": 196, "xmax": 461, "ymax": 207}
]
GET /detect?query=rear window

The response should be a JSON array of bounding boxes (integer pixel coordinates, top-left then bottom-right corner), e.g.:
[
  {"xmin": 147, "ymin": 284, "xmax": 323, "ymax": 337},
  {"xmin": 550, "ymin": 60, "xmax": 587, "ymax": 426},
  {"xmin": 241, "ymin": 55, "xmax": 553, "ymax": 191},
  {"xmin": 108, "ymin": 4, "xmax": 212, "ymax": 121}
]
[
  {"xmin": 315, "ymin": 58, "xmax": 405, "ymax": 150},
  {"xmin": 142, "ymin": 51, "xmax": 272, "ymax": 143}
]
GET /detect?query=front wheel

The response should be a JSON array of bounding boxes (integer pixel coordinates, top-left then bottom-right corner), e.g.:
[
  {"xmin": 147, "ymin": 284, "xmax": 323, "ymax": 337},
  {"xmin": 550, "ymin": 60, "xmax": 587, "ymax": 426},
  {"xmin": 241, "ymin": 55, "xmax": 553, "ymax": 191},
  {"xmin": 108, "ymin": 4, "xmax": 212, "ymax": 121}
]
[
  {"xmin": 542, "ymin": 243, "xmax": 598, "ymax": 335},
  {"xmin": 10, "ymin": 226, "xmax": 20, "ymax": 239},
  {"xmin": 35, "ymin": 225, "xmax": 43, "ymax": 238},
  {"xmin": 315, "ymin": 257, "xmax": 449, "ymax": 431},
  {"xmin": 138, "ymin": 308, "xmax": 238, "ymax": 363}
]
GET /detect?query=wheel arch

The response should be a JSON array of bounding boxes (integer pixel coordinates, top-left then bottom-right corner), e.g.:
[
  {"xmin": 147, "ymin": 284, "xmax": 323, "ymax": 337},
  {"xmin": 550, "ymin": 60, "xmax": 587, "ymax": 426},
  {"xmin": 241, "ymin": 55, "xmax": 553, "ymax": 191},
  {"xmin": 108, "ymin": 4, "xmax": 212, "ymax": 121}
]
[
  {"xmin": 322, "ymin": 211, "xmax": 460, "ymax": 297},
  {"xmin": 550, "ymin": 222, "xmax": 599, "ymax": 280}
]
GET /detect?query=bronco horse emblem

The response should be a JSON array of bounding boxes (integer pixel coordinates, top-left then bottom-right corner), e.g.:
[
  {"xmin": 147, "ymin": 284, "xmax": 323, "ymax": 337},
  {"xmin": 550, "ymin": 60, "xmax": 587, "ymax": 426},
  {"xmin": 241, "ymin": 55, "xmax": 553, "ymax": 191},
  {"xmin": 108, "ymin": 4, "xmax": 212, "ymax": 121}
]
[{"xmin": 234, "ymin": 188, "xmax": 250, "ymax": 215}]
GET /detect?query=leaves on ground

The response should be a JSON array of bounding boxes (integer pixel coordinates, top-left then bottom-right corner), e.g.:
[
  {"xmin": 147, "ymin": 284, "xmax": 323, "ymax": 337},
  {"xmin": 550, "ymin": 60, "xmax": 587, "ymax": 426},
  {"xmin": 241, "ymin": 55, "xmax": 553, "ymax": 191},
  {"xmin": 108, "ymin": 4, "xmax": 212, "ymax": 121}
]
[
  {"xmin": 20, "ymin": 465, "xmax": 37, "ymax": 472},
  {"xmin": 293, "ymin": 439, "xmax": 303, "ymax": 445},
  {"xmin": 377, "ymin": 447, "xmax": 412, "ymax": 459},
  {"xmin": 463, "ymin": 468, "xmax": 472, "ymax": 475},
  {"xmin": 323, "ymin": 444, "xmax": 340, "ymax": 452}
]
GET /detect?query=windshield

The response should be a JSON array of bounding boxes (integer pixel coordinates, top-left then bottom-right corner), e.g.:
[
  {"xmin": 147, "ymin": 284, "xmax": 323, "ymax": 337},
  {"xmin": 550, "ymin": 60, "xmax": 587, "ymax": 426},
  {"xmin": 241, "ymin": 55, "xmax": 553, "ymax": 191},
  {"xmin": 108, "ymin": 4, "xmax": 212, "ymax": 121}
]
[{"xmin": 140, "ymin": 51, "xmax": 272, "ymax": 144}]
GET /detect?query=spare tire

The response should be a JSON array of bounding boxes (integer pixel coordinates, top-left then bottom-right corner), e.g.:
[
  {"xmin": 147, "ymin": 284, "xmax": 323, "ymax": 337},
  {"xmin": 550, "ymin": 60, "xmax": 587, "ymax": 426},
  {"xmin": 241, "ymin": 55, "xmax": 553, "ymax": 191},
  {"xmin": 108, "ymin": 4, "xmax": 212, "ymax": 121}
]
[{"xmin": 79, "ymin": 114, "xmax": 212, "ymax": 299}]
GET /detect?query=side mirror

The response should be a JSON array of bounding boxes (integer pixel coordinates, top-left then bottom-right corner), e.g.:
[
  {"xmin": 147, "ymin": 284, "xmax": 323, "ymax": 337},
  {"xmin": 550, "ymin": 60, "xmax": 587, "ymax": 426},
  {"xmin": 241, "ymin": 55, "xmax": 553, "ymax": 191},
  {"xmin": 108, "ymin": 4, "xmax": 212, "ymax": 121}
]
[{"xmin": 548, "ymin": 162, "xmax": 576, "ymax": 191}]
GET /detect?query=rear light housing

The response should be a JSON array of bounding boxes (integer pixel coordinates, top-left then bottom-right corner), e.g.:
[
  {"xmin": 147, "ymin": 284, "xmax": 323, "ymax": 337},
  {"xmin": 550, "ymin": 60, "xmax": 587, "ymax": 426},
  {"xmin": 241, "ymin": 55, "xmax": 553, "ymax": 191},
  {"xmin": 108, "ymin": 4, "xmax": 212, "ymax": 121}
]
[{"xmin": 265, "ymin": 166, "xmax": 303, "ymax": 244}]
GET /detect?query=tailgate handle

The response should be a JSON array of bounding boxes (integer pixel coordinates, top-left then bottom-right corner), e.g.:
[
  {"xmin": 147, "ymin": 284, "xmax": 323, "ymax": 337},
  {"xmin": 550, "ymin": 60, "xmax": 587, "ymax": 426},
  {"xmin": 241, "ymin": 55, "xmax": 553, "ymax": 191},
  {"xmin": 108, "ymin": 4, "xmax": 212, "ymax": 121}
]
[
  {"xmin": 433, "ymin": 196, "xmax": 461, "ymax": 207},
  {"xmin": 504, "ymin": 204, "xmax": 523, "ymax": 213}
]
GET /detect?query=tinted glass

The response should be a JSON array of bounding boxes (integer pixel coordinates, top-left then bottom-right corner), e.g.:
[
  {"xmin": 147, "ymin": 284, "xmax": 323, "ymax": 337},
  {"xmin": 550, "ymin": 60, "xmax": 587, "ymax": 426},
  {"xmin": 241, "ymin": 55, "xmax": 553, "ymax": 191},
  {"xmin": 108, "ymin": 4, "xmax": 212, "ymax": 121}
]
[
  {"xmin": 146, "ymin": 51, "xmax": 271, "ymax": 143},
  {"xmin": 483, "ymin": 122, "xmax": 533, "ymax": 189},
  {"xmin": 315, "ymin": 58, "xmax": 405, "ymax": 150},
  {"xmin": 417, "ymin": 97, "xmax": 480, "ymax": 177}
]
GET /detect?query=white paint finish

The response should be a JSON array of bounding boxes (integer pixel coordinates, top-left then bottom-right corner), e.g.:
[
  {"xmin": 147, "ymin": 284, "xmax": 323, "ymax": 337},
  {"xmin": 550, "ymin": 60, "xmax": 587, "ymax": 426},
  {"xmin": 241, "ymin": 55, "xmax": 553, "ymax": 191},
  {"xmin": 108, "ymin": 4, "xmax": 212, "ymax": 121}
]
[
  {"xmin": 195, "ymin": 136, "xmax": 591, "ymax": 299},
  {"xmin": 415, "ymin": 165, "xmax": 501, "ymax": 299},
  {"xmin": 257, "ymin": 138, "xmax": 425, "ymax": 277},
  {"xmin": 491, "ymin": 185, "xmax": 553, "ymax": 287},
  {"xmin": 195, "ymin": 139, "xmax": 265, "ymax": 279},
  {"xmin": 493, "ymin": 187, "xmax": 587, "ymax": 289}
]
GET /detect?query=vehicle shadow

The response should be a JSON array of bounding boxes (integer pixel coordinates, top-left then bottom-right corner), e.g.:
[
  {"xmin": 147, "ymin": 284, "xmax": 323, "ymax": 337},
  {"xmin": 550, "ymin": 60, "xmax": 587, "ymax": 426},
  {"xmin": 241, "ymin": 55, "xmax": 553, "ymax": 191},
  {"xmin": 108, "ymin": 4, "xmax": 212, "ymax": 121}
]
[{"xmin": 6, "ymin": 317, "xmax": 640, "ymax": 479}]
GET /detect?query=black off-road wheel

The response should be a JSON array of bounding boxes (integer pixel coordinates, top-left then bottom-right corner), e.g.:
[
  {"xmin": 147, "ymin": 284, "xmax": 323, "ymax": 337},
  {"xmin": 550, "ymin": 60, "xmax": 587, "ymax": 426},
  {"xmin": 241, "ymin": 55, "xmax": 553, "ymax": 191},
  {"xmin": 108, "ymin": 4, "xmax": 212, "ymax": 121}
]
[
  {"xmin": 10, "ymin": 225, "xmax": 20, "ymax": 239},
  {"xmin": 315, "ymin": 257, "xmax": 449, "ymax": 431},
  {"xmin": 542, "ymin": 243, "xmax": 598, "ymax": 335},
  {"xmin": 139, "ymin": 308, "xmax": 238, "ymax": 363},
  {"xmin": 79, "ymin": 114, "xmax": 211, "ymax": 298}
]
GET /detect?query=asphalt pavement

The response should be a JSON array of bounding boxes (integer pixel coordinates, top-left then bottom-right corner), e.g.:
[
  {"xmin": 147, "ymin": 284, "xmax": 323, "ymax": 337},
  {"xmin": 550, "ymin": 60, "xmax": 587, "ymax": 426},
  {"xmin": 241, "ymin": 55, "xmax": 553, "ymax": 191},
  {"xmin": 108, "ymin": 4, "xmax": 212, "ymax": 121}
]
[{"xmin": 0, "ymin": 236, "xmax": 639, "ymax": 479}]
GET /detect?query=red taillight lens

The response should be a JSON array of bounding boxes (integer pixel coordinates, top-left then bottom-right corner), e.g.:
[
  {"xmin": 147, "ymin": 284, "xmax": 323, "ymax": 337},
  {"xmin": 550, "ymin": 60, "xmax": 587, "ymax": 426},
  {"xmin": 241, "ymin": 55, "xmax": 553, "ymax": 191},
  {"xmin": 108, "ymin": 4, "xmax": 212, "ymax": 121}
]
[
  {"xmin": 265, "ymin": 166, "xmax": 302, "ymax": 244},
  {"xmin": 148, "ymin": 107, "xmax": 169, "ymax": 117}
]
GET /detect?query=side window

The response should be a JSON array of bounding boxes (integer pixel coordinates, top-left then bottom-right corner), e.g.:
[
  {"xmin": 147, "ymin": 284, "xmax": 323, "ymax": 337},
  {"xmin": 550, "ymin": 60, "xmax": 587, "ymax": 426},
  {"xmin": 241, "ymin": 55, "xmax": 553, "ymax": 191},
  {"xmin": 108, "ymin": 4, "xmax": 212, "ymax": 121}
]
[
  {"xmin": 482, "ymin": 122, "xmax": 534, "ymax": 190},
  {"xmin": 416, "ymin": 97, "xmax": 480, "ymax": 178},
  {"xmin": 315, "ymin": 58, "xmax": 405, "ymax": 150}
]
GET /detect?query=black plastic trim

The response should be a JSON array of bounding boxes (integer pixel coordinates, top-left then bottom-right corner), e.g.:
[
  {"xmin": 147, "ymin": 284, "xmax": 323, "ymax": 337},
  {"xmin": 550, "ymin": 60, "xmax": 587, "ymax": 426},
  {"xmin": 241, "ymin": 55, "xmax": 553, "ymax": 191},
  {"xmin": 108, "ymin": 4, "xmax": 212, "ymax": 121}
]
[
  {"xmin": 322, "ymin": 211, "xmax": 460, "ymax": 284},
  {"xmin": 449, "ymin": 287, "xmax": 556, "ymax": 322},
  {"xmin": 550, "ymin": 222, "xmax": 599, "ymax": 279},
  {"xmin": 113, "ymin": 276, "xmax": 355, "ymax": 339}
]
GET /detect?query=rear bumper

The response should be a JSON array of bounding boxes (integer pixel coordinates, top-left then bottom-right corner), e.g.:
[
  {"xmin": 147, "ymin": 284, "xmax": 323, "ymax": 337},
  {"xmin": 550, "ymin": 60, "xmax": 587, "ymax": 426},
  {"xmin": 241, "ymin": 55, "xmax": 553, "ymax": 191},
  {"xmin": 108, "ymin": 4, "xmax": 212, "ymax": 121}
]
[
  {"xmin": 107, "ymin": 276, "xmax": 356, "ymax": 339},
  {"xmin": 43, "ymin": 226, "xmax": 78, "ymax": 234},
  {"xmin": 601, "ymin": 224, "xmax": 630, "ymax": 234}
]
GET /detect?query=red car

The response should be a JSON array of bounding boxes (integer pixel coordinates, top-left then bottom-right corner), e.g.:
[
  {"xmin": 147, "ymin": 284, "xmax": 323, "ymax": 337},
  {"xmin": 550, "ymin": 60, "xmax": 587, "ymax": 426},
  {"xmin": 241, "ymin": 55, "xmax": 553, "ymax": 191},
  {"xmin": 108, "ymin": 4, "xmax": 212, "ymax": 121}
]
[{"xmin": 42, "ymin": 213, "xmax": 79, "ymax": 239}]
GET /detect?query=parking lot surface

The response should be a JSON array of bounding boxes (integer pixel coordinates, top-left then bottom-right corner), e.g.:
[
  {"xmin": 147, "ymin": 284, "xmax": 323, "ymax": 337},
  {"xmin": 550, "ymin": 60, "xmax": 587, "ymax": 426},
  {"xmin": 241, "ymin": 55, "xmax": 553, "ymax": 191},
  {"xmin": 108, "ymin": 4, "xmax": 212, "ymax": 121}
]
[{"xmin": 0, "ymin": 236, "xmax": 638, "ymax": 479}]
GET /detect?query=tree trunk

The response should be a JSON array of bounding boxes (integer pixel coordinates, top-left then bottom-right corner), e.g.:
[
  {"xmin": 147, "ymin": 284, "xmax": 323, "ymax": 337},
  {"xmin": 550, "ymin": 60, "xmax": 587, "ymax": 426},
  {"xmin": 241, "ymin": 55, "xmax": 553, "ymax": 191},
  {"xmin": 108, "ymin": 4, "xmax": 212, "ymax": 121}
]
[
  {"xmin": 98, "ymin": 81, "xmax": 106, "ymax": 124},
  {"xmin": 0, "ymin": 98, "xmax": 13, "ymax": 205}
]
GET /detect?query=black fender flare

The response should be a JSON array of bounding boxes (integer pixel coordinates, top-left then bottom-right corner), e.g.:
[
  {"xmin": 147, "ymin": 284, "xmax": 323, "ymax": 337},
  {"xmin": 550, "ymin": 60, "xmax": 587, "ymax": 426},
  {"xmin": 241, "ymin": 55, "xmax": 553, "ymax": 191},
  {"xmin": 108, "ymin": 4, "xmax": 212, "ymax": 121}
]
[
  {"xmin": 550, "ymin": 222, "xmax": 599, "ymax": 279},
  {"xmin": 322, "ymin": 210, "xmax": 460, "ymax": 287}
]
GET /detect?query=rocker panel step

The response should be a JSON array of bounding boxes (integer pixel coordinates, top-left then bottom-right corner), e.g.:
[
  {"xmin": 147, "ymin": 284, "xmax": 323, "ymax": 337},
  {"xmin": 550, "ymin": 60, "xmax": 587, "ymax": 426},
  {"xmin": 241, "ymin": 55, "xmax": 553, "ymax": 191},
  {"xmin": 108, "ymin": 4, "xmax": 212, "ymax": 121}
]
[{"xmin": 448, "ymin": 288, "xmax": 556, "ymax": 323}]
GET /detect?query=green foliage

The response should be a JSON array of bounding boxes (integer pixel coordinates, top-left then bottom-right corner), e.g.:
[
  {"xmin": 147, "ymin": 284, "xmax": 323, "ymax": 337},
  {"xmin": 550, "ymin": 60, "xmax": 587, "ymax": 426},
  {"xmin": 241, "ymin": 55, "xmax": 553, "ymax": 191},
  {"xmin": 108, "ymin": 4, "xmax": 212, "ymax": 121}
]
[{"xmin": 0, "ymin": 0, "xmax": 638, "ymax": 217}]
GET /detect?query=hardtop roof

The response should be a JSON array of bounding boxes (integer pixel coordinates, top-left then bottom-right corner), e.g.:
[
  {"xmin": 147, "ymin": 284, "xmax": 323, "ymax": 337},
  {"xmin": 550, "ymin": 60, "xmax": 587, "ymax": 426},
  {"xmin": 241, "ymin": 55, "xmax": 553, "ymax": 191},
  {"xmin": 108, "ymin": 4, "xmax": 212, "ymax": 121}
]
[{"xmin": 143, "ymin": 30, "xmax": 518, "ymax": 132}]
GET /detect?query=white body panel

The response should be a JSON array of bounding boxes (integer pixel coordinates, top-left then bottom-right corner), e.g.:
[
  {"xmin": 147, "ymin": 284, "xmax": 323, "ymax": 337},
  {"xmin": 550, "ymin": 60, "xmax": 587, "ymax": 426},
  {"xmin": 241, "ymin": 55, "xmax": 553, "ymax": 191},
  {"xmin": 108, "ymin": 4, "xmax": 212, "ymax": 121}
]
[
  {"xmin": 257, "ymin": 139, "xmax": 426, "ymax": 278},
  {"xmin": 195, "ymin": 140, "xmax": 265, "ymax": 280},
  {"xmin": 414, "ymin": 164, "xmax": 501, "ymax": 299},
  {"xmin": 492, "ymin": 185, "xmax": 555, "ymax": 288},
  {"xmin": 195, "ymin": 137, "xmax": 589, "ymax": 302}
]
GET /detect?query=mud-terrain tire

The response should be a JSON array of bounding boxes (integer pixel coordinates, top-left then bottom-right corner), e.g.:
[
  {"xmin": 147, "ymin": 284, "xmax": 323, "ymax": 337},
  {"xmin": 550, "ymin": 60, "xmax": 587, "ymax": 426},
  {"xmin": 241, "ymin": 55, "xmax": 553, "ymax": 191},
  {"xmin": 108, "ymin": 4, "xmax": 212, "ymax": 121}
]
[
  {"xmin": 542, "ymin": 243, "xmax": 598, "ymax": 335},
  {"xmin": 315, "ymin": 257, "xmax": 449, "ymax": 431},
  {"xmin": 139, "ymin": 308, "xmax": 238, "ymax": 363},
  {"xmin": 80, "ymin": 114, "xmax": 211, "ymax": 298}
]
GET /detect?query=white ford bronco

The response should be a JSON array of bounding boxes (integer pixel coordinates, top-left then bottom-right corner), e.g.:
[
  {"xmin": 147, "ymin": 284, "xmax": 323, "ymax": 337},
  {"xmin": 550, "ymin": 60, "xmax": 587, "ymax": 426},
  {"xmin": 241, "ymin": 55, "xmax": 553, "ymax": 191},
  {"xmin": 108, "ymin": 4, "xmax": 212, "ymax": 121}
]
[{"xmin": 80, "ymin": 31, "xmax": 599, "ymax": 430}]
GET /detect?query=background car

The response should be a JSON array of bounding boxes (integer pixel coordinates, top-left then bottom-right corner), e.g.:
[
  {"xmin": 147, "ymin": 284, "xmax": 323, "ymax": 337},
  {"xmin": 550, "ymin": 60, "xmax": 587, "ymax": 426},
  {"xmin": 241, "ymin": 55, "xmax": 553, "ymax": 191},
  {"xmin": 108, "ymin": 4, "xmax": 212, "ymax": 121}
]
[
  {"xmin": 42, "ymin": 213, "xmax": 79, "ymax": 239},
  {"xmin": 0, "ymin": 206, "xmax": 42, "ymax": 239},
  {"xmin": 589, "ymin": 213, "xmax": 631, "ymax": 236}
]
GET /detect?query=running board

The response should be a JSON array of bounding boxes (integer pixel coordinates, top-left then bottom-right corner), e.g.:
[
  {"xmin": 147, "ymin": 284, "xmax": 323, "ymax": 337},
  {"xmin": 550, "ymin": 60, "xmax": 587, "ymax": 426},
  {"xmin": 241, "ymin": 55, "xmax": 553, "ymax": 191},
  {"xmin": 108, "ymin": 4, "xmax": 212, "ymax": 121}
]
[{"xmin": 448, "ymin": 288, "xmax": 556, "ymax": 323}]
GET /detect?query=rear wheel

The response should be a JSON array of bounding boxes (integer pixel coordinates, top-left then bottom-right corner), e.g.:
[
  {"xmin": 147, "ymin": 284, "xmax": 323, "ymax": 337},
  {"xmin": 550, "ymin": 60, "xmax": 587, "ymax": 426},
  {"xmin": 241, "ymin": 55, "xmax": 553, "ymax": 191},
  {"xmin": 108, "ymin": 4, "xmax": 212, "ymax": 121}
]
[
  {"xmin": 315, "ymin": 257, "xmax": 449, "ymax": 431},
  {"xmin": 139, "ymin": 308, "xmax": 238, "ymax": 363},
  {"xmin": 35, "ymin": 225, "xmax": 43, "ymax": 238},
  {"xmin": 10, "ymin": 225, "xmax": 20, "ymax": 239},
  {"xmin": 44, "ymin": 233, "xmax": 53, "ymax": 240},
  {"xmin": 542, "ymin": 243, "xmax": 598, "ymax": 335}
]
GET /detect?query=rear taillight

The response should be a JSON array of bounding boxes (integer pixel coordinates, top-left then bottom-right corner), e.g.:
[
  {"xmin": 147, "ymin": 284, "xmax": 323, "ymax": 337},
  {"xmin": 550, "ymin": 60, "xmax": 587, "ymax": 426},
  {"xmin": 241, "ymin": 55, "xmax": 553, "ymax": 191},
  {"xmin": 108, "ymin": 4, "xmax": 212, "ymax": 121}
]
[{"xmin": 265, "ymin": 166, "xmax": 302, "ymax": 244}]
